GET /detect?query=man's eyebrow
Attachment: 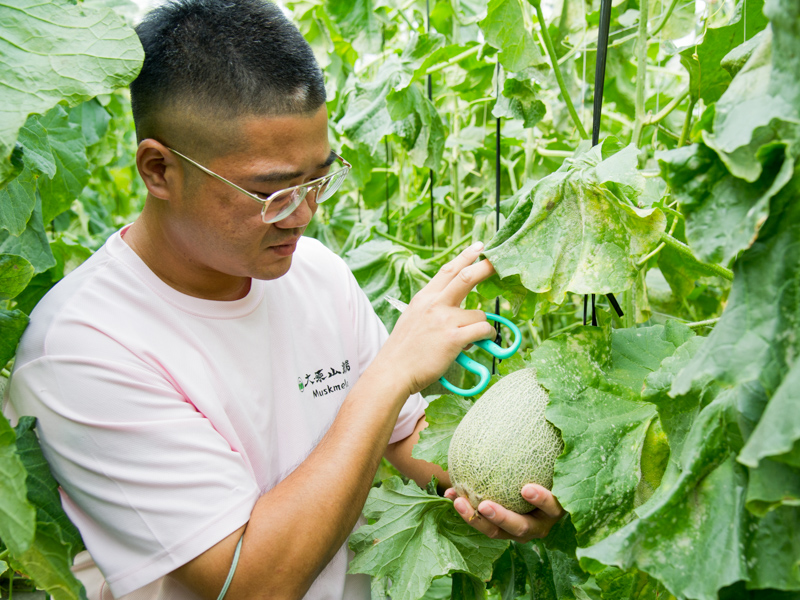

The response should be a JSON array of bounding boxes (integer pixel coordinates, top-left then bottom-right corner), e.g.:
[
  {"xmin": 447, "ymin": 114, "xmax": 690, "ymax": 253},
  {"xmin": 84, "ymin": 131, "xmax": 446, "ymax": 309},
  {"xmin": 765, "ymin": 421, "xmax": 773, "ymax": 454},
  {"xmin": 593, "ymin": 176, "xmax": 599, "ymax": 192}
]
[{"xmin": 249, "ymin": 151, "xmax": 337, "ymax": 183}]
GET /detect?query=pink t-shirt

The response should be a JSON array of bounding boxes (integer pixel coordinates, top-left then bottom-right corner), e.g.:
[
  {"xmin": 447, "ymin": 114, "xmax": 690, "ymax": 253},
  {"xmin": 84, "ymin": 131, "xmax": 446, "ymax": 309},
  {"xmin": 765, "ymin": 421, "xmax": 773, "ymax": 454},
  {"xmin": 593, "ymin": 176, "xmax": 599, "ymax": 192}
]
[{"xmin": 5, "ymin": 228, "xmax": 425, "ymax": 599}]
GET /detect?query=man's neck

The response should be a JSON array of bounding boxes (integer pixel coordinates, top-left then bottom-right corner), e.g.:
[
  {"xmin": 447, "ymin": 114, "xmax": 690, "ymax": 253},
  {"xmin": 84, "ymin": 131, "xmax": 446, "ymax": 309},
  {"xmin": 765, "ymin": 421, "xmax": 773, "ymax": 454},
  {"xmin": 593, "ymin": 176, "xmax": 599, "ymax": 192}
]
[{"xmin": 123, "ymin": 211, "xmax": 252, "ymax": 301}]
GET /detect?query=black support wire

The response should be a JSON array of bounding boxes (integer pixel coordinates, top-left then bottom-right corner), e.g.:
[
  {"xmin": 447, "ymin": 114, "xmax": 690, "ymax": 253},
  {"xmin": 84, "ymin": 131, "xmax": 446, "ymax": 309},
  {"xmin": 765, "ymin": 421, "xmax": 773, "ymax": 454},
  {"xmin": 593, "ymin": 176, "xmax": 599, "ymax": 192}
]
[
  {"xmin": 583, "ymin": 0, "xmax": 624, "ymax": 327},
  {"xmin": 493, "ymin": 66, "xmax": 502, "ymax": 376}
]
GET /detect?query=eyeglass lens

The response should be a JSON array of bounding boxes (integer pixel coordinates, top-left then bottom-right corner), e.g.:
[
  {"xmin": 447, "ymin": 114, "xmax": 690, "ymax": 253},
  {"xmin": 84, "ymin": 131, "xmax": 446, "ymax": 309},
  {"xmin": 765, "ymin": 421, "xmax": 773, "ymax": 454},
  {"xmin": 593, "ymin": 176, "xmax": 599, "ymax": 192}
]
[{"xmin": 261, "ymin": 168, "xmax": 349, "ymax": 223}]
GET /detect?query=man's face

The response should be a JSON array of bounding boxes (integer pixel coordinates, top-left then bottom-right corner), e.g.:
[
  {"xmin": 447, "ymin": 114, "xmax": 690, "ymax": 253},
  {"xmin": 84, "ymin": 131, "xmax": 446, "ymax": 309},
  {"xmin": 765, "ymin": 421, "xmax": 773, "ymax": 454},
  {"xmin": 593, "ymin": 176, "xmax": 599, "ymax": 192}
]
[{"xmin": 165, "ymin": 105, "xmax": 331, "ymax": 283}]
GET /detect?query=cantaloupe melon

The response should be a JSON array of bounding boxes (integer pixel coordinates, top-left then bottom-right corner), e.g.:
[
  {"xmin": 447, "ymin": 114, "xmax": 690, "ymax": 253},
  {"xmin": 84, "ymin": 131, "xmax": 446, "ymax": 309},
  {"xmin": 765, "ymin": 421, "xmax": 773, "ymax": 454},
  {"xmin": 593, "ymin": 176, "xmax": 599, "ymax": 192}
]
[{"xmin": 447, "ymin": 368, "xmax": 563, "ymax": 514}]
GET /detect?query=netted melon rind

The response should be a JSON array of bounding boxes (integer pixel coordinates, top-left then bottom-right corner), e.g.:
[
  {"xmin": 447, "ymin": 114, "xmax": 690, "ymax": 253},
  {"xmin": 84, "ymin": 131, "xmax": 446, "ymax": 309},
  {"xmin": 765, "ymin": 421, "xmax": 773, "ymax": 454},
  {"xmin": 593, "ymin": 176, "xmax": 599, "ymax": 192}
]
[{"xmin": 447, "ymin": 368, "xmax": 563, "ymax": 514}]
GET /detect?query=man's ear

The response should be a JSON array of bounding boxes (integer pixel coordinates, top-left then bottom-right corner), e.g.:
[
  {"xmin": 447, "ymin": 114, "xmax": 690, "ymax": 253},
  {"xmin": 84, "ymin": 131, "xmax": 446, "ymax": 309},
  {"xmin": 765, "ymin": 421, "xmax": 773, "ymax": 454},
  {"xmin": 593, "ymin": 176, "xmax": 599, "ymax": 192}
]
[{"xmin": 136, "ymin": 139, "xmax": 184, "ymax": 201}]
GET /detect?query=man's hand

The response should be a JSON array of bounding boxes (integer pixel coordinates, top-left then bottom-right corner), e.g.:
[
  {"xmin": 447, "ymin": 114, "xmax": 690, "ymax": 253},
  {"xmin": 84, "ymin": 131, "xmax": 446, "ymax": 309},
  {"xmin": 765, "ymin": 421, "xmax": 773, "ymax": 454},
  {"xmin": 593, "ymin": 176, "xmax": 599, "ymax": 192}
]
[
  {"xmin": 372, "ymin": 242, "xmax": 497, "ymax": 397},
  {"xmin": 444, "ymin": 484, "xmax": 565, "ymax": 543}
]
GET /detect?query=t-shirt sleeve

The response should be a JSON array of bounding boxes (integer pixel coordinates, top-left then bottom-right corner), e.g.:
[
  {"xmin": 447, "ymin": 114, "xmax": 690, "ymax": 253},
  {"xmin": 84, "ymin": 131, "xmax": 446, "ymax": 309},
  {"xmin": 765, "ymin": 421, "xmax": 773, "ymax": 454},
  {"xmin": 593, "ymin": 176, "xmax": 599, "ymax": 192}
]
[
  {"xmin": 8, "ymin": 354, "xmax": 260, "ymax": 598},
  {"xmin": 344, "ymin": 264, "xmax": 426, "ymax": 444}
]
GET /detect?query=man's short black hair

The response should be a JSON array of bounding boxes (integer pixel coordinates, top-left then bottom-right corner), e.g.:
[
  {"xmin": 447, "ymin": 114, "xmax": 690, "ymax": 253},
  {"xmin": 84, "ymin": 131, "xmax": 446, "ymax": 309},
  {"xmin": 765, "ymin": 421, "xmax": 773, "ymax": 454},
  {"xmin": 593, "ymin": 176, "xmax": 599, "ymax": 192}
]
[{"xmin": 130, "ymin": 0, "xmax": 326, "ymax": 144}]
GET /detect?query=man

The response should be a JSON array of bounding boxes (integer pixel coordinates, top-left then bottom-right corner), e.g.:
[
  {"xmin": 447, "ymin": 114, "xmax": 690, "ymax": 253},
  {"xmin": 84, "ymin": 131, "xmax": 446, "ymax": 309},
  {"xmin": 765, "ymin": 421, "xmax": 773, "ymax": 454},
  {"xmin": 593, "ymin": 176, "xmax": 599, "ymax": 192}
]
[{"xmin": 5, "ymin": 1, "xmax": 563, "ymax": 598}]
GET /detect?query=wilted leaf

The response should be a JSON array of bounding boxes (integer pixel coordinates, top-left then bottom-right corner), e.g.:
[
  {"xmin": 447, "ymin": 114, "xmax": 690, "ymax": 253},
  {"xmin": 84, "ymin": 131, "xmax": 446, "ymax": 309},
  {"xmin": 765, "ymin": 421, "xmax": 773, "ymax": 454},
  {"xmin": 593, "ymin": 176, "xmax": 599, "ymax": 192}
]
[{"xmin": 484, "ymin": 140, "xmax": 665, "ymax": 305}]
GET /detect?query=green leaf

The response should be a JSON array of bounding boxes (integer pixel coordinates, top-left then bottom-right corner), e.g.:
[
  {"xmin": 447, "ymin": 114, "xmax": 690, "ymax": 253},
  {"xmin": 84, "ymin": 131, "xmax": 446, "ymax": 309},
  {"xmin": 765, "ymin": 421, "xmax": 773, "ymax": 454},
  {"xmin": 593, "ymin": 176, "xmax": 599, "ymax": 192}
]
[
  {"xmin": 745, "ymin": 458, "xmax": 800, "ymax": 516},
  {"xmin": 413, "ymin": 394, "xmax": 473, "ymax": 470},
  {"xmin": 703, "ymin": 0, "xmax": 800, "ymax": 182},
  {"xmin": 0, "ymin": 0, "xmax": 143, "ymax": 175},
  {"xmin": 595, "ymin": 565, "xmax": 674, "ymax": 600},
  {"xmin": 386, "ymin": 83, "xmax": 446, "ymax": 170},
  {"xmin": 659, "ymin": 141, "xmax": 794, "ymax": 265},
  {"xmin": 739, "ymin": 359, "xmax": 800, "ymax": 468},
  {"xmin": 671, "ymin": 177, "xmax": 800, "ymax": 409},
  {"xmin": 0, "ymin": 254, "xmax": 34, "ymax": 300},
  {"xmin": 679, "ymin": 0, "xmax": 769, "ymax": 105},
  {"xmin": 515, "ymin": 541, "xmax": 558, "ymax": 600},
  {"xmin": 484, "ymin": 141, "xmax": 666, "ymax": 306},
  {"xmin": 642, "ymin": 335, "xmax": 712, "ymax": 464},
  {"xmin": 0, "ymin": 308, "xmax": 30, "ymax": 367},
  {"xmin": 14, "ymin": 418, "xmax": 84, "ymax": 553},
  {"xmin": 348, "ymin": 477, "xmax": 507, "ymax": 600},
  {"xmin": 0, "ymin": 196, "xmax": 56, "ymax": 273},
  {"xmin": 532, "ymin": 323, "xmax": 693, "ymax": 547},
  {"xmin": 479, "ymin": 0, "xmax": 546, "ymax": 73},
  {"xmin": 578, "ymin": 392, "xmax": 752, "ymax": 600},
  {"xmin": 344, "ymin": 239, "xmax": 432, "ymax": 330},
  {"xmin": 338, "ymin": 33, "xmax": 447, "ymax": 169},
  {"xmin": 11, "ymin": 519, "xmax": 88, "ymax": 600},
  {"xmin": 0, "ymin": 165, "xmax": 37, "ymax": 236},
  {"xmin": 35, "ymin": 105, "xmax": 91, "ymax": 225},
  {"xmin": 450, "ymin": 573, "xmax": 486, "ymax": 599},
  {"xmin": 68, "ymin": 99, "xmax": 111, "ymax": 148},
  {"xmin": 4, "ymin": 419, "xmax": 86, "ymax": 599},
  {"xmin": 492, "ymin": 74, "xmax": 547, "ymax": 129},
  {"xmin": 325, "ymin": 0, "xmax": 382, "ymax": 55},
  {"xmin": 0, "ymin": 412, "xmax": 36, "ymax": 555},
  {"xmin": 745, "ymin": 505, "xmax": 800, "ymax": 592},
  {"xmin": 18, "ymin": 117, "xmax": 57, "ymax": 178}
]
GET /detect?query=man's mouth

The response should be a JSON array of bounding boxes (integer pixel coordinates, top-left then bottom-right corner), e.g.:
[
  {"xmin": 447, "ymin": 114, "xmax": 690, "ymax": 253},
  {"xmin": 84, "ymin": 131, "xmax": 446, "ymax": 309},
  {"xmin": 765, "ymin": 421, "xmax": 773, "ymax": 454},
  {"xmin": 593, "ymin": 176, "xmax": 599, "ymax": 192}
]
[{"xmin": 269, "ymin": 237, "xmax": 301, "ymax": 256}]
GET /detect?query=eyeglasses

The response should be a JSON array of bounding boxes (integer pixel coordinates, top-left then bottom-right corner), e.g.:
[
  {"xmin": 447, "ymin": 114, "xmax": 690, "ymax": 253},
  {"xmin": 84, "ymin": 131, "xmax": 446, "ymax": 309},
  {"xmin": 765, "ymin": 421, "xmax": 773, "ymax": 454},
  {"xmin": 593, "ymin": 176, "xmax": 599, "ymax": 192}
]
[{"xmin": 167, "ymin": 147, "xmax": 351, "ymax": 223}]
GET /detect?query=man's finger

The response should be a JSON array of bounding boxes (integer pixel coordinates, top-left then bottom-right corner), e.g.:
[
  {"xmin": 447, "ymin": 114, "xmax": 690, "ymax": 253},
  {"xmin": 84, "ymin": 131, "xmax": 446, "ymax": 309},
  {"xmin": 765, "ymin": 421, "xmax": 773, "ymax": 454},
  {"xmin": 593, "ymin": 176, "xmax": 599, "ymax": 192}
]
[
  {"xmin": 438, "ymin": 259, "xmax": 495, "ymax": 308},
  {"xmin": 521, "ymin": 484, "xmax": 565, "ymax": 519},
  {"xmin": 424, "ymin": 242, "xmax": 486, "ymax": 295},
  {"xmin": 477, "ymin": 501, "xmax": 534, "ymax": 539}
]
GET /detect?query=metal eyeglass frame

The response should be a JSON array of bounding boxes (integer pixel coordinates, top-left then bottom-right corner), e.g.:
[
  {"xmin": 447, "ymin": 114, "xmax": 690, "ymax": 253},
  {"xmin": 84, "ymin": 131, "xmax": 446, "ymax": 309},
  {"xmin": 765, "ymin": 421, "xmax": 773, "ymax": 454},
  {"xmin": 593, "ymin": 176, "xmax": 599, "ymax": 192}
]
[{"xmin": 166, "ymin": 146, "xmax": 351, "ymax": 223}]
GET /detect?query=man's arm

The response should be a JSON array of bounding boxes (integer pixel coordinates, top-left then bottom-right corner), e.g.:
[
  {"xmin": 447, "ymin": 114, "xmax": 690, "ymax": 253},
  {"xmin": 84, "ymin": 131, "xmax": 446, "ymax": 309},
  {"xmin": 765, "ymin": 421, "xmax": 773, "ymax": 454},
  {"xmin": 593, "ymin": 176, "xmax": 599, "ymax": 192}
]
[
  {"xmin": 170, "ymin": 244, "xmax": 497, "ymax": 600},
  {"xmin": 385, "ymin": 415, "xmax": 565, "ymax": 543}
]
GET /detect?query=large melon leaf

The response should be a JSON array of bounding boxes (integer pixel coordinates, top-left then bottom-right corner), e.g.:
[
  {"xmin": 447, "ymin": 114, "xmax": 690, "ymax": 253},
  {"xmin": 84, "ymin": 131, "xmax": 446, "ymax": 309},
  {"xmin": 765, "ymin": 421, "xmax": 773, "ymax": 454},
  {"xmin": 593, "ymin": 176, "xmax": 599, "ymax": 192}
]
[
  {"xmin": 531, "ymin": 322, "xmax": 694, "ymax": 547},
  {"xmin": 348, "ymin": 477, "xmax": 507, "ymax": 600},
  {"xmin": 483, "ymin": 139, "xmax": 665, "ymax": 307},
  {"xmin": 0, "ymin": 0, "xmax": 143, "ymax": 182},
  {"xmin": 0, "ymin": 413, "xmax": 36, "ymax": 555},
  {"xmin": 10, "ymin": 418, "xmax": 86, "ymax": 600}
]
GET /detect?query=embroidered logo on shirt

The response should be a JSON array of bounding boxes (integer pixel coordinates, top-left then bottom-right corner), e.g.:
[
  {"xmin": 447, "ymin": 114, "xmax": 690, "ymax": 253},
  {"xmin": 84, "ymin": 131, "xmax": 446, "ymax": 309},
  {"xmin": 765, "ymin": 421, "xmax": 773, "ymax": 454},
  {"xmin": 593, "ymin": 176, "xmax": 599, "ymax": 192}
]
[{"xmin": 298, "ymin": 360, "xmax": 351, "ymax": 397}]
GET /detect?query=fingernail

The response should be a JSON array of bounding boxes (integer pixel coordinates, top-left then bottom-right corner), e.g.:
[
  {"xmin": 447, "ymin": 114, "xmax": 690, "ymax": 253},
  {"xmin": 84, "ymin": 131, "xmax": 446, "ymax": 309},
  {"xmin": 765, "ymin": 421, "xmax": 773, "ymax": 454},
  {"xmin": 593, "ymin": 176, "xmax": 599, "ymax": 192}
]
[
  {"xmin": 523, "ymin": 485, "xmax": 539, "ymax": 501},
  {"xmin": 454, "ymin": 500, "xmax": 467, "ymax": 515},
  {"xmin": 479, "ymin": 504, "xmax": 495, "ymax": 519},
  {"xmin": 469, "ymin": 241, "xmax": 484, "ymax": 252}
]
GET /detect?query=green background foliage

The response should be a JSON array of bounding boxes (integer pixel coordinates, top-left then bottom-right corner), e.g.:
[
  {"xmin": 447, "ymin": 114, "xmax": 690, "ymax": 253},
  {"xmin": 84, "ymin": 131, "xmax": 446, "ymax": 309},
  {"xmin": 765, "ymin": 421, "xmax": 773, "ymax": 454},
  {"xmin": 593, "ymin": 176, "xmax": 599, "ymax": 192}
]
[{"xmin": 0, "ymin": 0, "xmax": 797, "ymax": 597}]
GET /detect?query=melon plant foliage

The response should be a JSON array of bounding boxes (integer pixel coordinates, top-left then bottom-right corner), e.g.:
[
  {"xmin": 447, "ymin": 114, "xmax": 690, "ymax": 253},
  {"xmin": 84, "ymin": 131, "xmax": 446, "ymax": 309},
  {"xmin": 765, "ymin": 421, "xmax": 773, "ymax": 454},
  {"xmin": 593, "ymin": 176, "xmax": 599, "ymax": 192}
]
[
  {"xmin": 0, "ymin": 0, "xmax": 798, "ymax": 598},
  {"xmin": 0, "ymin": 0, "xmax": 143, "ymax": 595}
]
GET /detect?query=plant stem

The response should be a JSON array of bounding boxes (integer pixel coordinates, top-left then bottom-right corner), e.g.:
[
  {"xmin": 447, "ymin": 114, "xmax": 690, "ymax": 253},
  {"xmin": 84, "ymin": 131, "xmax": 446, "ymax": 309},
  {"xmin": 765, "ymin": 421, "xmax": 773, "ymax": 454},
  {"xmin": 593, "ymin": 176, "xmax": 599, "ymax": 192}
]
[
  {"xmin": 632, "ymin": 0, "xmax": 650, "ymax": 147},
  {"xmin": 536, "ymin": 147, "xmax": 574, "ymax": 158},
  {"xmin": 431, "ymin": 233, "xmax": 473, "ymax": 262},
  {"xmin": 659, "ymin": 232, "xmax": 735, "ymax": 280},
  {"xmin": 451, "ymin": 97, "xmax": 462, "ymax": 241},
  {"xmin": 650, "ymin": 0, "xmax": 681, "ymax": 38},
  {"xmin": 636, "ymin": 212, "xmax": 679, "ymax": 266},
  {"xmin": 678, "ymin": 96, "xmax": 697, "ymax": 147},
  {"xmin": 374, "ymin": 230, "xmax": 433, "ymax": 253},
  {"xmin": 438, "ymin": 202, "xmax": 471, "ymax": 219},
  {"xmin": 644, "ymin": 86, "xmax": 690, "ymax": 125},
  {"xmin": 0, "ymin": 548, "xmax": 9, "ymax": 560},
  {"xmin": 424, "ymin": 45, "xmax": 480, "ymax": 75},
  {"xmin": 531, "ymin": 1, "xmax": 589, "ymax": 139},
  {"xmin": 687, "ymin": 317, "xmax": 720, "ymax": 329}
]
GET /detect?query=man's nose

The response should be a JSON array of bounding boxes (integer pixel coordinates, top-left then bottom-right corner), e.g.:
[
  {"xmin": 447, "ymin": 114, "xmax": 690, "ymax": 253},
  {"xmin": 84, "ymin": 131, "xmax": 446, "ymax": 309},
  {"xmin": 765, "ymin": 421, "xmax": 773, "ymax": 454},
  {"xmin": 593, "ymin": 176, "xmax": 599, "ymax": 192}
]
[{"xmin": 274, "ymin": 194, "xmax": 315, "ymax": 229}]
